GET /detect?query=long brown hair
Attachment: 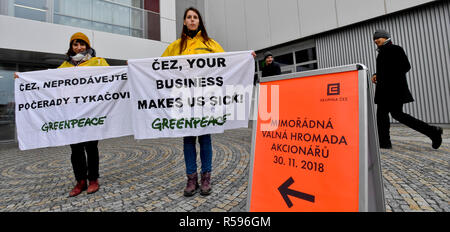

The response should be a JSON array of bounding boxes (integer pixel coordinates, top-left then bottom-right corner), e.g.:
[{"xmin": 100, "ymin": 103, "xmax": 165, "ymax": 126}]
[{"xmin": 179, "ymin": 7, "xmax": 210, "ymax": 54}]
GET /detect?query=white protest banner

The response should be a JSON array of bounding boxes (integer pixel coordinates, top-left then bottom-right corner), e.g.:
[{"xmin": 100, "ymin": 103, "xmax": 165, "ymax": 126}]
[
  {"xmin": 15, "ymin": 66, "xmax": 132, "ymax": 150},
  {"xmin": 128, "ymin": 51, "xmax": 255, "ymax": 139}
]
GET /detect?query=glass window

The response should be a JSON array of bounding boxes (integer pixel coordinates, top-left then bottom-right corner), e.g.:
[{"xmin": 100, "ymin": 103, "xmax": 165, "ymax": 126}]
[
  {"xmin": 108, "ymin": 0, "xmax": 143, "ymax": 8},
  {"xmin": 54, "ymin": 0, "xmax": 92, "ymax": 20},
  {"xmin": 0, "ymin": 64, "xmax": 17, "ymax": 141},
  {"xmin": 131, "ymin": 0, "xmax": 143, "ymax": 8},
  {"xmin": 14, "ymin": 0, "xmax": 47, "ymax": 22},
  {"xmin": 112, "ymin": 25, "xmax": 131, "ymax": 36},
  {"xmin": 15, "ymin": 0, "xmax": 46, "ymax": 10},
  {"xmin": 131, "ymin": 8, "xmax": 143, "ymax": 29},
  {"xmin": 14, "ymin": 6, "xmax": 46, "ymax": 22},
  {"xmin": 296, "ymin": 63, "xmax": 318, "ymax": 72},
  {"xmin": 12, "ymin": 0, "xmax": 157, "ymax": 40},
  {"xmin": 54, "ymin": 15, "xmax": 93, "ymax": 32},
  {"xmin": 0, "ymin": 62, "xmax": 57, "ymax": 142},
  {"xmin": 93, "ymin": 1, "xmax": 114, "ymax": 25},
  {"xmin": 131, "ymin": 29, "xmax": 143, "ymax": 38},
  {"xmin": 92, "ymin": 21, "xmax": 114, "ymax": 33},
  {"xmin": 93, "ymin": 1, "xmax": 131, "ymax": 28},
  {"xmin": 113, "ymin": 4, "xmax": 131, "ymax": 27},
  {"xmin": 274, "ymin": 53, "xmax": 294, "ymax": 66},
  {"xmin": 295, "ymin": 47, "xmax": 316, "ymax": 64}
]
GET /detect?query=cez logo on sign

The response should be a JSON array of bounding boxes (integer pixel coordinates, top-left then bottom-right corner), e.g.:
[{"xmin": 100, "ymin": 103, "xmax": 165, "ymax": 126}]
[{"xmin": 327, "ymin": 83, "xmax": 340, "ymax": 96}]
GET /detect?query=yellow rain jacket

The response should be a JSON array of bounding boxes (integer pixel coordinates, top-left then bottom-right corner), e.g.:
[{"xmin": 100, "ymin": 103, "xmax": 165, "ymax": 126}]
[
  {"xmin": 162, "ymin": 31, "xmax": 224, "ymax": 56},
  {"xmin": 58, "ymin": 57, "xmax": 109, "ymax": 68}
]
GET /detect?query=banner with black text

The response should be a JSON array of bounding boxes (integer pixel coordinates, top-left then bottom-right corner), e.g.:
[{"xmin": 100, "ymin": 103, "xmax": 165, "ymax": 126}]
[
  {"xmin": 128, "ymin": 51, "xmax": 255, "ymax": 139},
  {"xmin": 15, "ymin": 66, "xmax": 132, "ymax": 150}
]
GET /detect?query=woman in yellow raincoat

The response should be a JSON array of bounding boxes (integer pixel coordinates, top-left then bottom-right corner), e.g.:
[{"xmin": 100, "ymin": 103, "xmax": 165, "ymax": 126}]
[
  {"xmin": 60, "ymin": 32, "xmax": 108, "ymax": 197},
  {"xmin": 15, "ymin": 32, "xmax": 107, "ymax": 197},
  {"xmin": 162, "ymin": 7, "xmax": 224, "ymax": 197},
  {"xmin": 162, "ymin": 7, "xmax": 256, "ymax": 197}
]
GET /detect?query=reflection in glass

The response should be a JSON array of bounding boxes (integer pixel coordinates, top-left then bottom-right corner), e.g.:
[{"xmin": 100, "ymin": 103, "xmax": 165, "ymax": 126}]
[
  {"xmin": 295, "ymin": 47, "xmax": 317, "ymax": 64},
  {"xmin": 52, "ymin": 0, "xmax": 147, "ymax": 39},
  {"xmin": 15, "ymin": 0, "xmax": 47, "ymax": 9},
  {"xmin": 14, "ymin": 4, "xmax": 46, "ymax": 22},
  {"xmin": 54, "ymin": 15, "xmax": 93, "ymax": 31},
  {"xmin": 273, "ymin": 53, "xmax": 294, "ymax": 66},
  {"xmin": 9, "ymin": 0, "xmax": 160, "ymax": 40},
  {"xmin": 54, "ymin": 0, "xmax": 92, "ymax": 19},
  {"xmin": 0, "ymin": 65, "xmax": 16, "ymax": 141}
]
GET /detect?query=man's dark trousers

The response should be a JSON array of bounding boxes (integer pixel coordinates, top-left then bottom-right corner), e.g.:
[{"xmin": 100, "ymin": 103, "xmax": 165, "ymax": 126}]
[{"xmin": 377, "ymin": 103, "xmax": 436, "ymax": 146}]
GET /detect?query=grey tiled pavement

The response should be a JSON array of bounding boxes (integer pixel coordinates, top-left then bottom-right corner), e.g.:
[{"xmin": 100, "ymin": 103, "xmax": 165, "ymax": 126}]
[{"xmin": 0, "ymin": 125, "xmax": 448, "ymax": 212}]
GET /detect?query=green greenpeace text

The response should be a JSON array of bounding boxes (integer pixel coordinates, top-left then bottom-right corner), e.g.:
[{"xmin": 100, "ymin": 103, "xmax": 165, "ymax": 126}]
[
  {"xmin": 41, "ymin": 116, "xmax": 107, "ymax": 132},
  {"xmin": 152, "ymin": 114, "xmax": 231, "ymax": 131}
]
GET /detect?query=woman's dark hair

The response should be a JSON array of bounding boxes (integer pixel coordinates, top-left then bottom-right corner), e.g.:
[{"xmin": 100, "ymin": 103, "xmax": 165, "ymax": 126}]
[
  {"xmin": 179, "ymin": 7, "xmax": 210, "ymax": 54},
  {"xmin": 66, "ymin": 39, "xmax": 91, "ymax": 57}
]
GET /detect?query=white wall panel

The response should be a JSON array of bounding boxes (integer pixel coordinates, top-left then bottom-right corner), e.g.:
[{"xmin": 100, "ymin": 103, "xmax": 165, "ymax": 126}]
[
  {"xmin": 200, "ymin": 0, "xmax": 436, "ymax": 52},
  {"xmin": 0, "ymin": 15, "xmax": 169, "ymax": 61},
  {"xmin": 298, "ymin": 0, "xmax": 337, "ymax": 37},
  {"xmin": 224, "ymin": 0, "xmax": 248, "ymax": 51},
  {"xmin": 0, "ymin": 15, "xmax": 85, "ymax": 55},
  {"xmin": 205, "ymin": 0, "xmax": 228, "ymax": 50},
  {"xmin": 175, "ymin": 0, "xmax": 206, "ymax": 38},
  {"xmin": 175, "ymin": 0, "xmax": 195, "ymax": 37},
  {"xmin": 267, "ymin": 0, "xmax": 301, "ymax": 45},
  {"xmin": 160, "ymin": 0, "xmax": 176, "ymax": 20},
  {"xmin": 243, "ymin": 0, "xmax": 271, "ymax": 50},
  {"xmin": 385, "ymin": 0, "xmax": 435, "ymax": 13},
  {"xmin": 160, "ymin": 0, "xmax": 177, "ymax": 44},
  {"xmin": 335, "ymin": 0, "xmax": 385, "ymax": 26},
  {"xmin": 160, "ymin": 18, "xmax": 177, "ymax": 44},
  {"xmin": 89, "ymin": 31, "xmax": 167, "ymax": 60},
  {"xmin": 195, "ymin": 0, "xmax": 206, "ymax": 21}
]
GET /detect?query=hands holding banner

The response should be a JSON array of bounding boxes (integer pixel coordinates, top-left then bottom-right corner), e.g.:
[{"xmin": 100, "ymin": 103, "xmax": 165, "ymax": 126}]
[
  {"xmin": 128, "ymin": 51, "xmax": 254, "ymax": 139},
  {"xmin": 15, "ymin": 51, "xmax": 255, "ymax": 150}
]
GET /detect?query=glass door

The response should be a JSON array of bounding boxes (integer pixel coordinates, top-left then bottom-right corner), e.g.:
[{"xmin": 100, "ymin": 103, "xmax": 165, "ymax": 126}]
[{"xmin": 0, "ymin": 64, "xmax": 17, "ymax": 142}]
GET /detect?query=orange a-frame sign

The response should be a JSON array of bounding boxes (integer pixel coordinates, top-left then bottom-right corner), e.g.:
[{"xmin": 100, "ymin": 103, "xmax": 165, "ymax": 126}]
[{"xmin": 247, "ymin": 64, "xmax": 385, "ymax": 212}]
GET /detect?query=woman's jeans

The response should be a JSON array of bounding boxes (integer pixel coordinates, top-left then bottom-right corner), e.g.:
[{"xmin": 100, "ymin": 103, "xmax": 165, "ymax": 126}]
[{"xmin": 183, "ymin": 134, "xmax": 212, "ymax": 175}]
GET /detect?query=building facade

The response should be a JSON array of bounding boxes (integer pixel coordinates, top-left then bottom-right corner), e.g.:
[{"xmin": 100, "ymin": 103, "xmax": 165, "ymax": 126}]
[
  {"xmin": 199, "ymin": 0, "xmax": 449, "ymax": 124},
  {"xmin": 0, "ymin": 0, "xmax": 448, "ymax": 143},
  {"xmin": 0, "ymin": 0, "xmax": 176, "ymax": 142}
]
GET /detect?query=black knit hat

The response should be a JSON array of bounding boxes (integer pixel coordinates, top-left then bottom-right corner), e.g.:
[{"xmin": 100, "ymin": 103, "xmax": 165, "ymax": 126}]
[
  {"xmin": 373, "ymin": 29, "xmax": 391, "ymax": 40},
  {"xmin": 264, "ymin": 51, "xmax": 273, "ymax": 59}
]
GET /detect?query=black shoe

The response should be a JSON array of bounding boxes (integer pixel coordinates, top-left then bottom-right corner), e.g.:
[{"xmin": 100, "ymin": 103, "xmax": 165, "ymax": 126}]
[{"xmin": 431, "ymin": 126, "xmax": 443, "ymax": 149}]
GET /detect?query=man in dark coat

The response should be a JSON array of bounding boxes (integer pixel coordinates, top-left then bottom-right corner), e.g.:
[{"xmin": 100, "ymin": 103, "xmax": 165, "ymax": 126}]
[
  {"xmin": 372, "ymin": 29, "xmax": 443, "ymax": 149},
  {"xmin": 261, "ymin": 51, "xmax": 281, "ymax": 78}
]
